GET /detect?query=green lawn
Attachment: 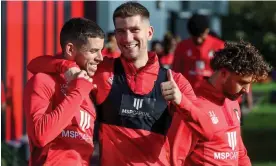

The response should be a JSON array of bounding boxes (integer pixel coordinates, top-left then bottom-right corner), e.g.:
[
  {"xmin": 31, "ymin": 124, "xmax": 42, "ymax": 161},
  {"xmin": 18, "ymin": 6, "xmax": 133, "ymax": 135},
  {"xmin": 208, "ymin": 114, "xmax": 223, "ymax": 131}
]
[
  {"xmin": 253, "ymin": 163, "xmax": 276, "ymax": 166},
  {"xmin": 253, "ymin": 104, "xmax": 276, "ymax": 112},
  {"xmin": 243, "ymin": 110, "xmax": 276, "ymax": 130},
  {"xmin": 252, "ymin": 82, "xmax": 276, "ymax": 93},
  {"xmin": 243, "ymin": 103, "xmax": 276, "ymax": 165}
]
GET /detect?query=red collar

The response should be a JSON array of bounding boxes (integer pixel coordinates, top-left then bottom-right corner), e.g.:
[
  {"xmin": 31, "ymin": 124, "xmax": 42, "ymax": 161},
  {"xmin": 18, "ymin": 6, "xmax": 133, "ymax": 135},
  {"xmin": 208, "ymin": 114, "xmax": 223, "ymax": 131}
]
[
  {"xmin": 120, "ymin": 51, "xmax": 159, "ymax": 76},
  {"xmin": 196, "ymin": 78, "xmax": 226, "ymax": 105}
]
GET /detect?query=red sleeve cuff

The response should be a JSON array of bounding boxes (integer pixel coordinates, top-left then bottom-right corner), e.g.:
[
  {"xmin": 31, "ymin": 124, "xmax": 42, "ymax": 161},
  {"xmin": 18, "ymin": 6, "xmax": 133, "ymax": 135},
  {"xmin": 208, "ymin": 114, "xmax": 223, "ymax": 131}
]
[
  {"xmin": 178, "ymin": 94, "xmax": 193, "ymax": 112},
  {"xmin": 68, "ymin": 78, "xmax": 93, "ymax": 97}
]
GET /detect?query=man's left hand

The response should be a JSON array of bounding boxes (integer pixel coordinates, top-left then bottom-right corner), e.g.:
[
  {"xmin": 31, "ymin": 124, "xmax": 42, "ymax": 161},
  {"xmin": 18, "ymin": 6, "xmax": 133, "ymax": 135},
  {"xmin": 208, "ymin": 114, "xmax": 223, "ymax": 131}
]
[{"xmin": 161, "ymin": 69, "xmax": 182, "ymax": 105}]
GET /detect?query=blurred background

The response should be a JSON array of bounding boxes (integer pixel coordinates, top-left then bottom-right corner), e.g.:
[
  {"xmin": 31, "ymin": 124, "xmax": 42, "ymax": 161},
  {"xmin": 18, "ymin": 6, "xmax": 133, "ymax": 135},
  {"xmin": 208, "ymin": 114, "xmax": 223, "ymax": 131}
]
[{"xmin": 1, "ymin": 1, "xmax": 276, "ymax": 166}]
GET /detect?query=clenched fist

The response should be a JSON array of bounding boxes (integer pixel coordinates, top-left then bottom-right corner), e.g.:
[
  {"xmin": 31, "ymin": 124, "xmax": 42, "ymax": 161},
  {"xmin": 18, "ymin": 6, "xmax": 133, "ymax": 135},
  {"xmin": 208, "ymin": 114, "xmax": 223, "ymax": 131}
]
[
  {"xmin": 76, "ymin": 70, "xmax": 93, "ymax": 83},
  {"xmin": 64, "ymin": 67, "xmax": 82, "ymax": 83},
  {"xmin": 161, "ymin": 69, "xmax": 182, "ymax": 105},
  {"xmin": 77, "ymin": 70, "xmax": 97, "ymax": 89}
]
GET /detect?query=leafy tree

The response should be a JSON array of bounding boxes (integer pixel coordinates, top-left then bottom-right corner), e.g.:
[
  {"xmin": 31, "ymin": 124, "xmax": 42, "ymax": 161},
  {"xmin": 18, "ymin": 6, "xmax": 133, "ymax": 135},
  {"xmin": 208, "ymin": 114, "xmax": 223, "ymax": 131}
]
[{"xmin": 222, "ymin": 1, "xmax": 276, "ymax": 68}]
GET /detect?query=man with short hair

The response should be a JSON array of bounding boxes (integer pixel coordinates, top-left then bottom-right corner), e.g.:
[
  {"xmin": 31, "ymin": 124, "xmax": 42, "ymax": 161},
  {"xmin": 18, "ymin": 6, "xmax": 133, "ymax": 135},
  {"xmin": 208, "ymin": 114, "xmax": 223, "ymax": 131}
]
[
  {"xmin": 27, "ymin": 2, "xmax": 215, "ymax": 165},
  {"xmin": 172, "ymin": 13, "xmax": 224, "ymax": 89},
  {"xmin": 171, "ymin": 41, "xmax": 271, "ymax": 166},
  {"xmin": 24, "ymin": 18, "xmax": 104, "ymax": 165}
]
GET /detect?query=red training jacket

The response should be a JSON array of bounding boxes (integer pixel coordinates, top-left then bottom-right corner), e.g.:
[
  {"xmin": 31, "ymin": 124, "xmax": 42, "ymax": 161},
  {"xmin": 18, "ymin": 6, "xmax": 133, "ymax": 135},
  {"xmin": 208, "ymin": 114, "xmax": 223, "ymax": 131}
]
[
  {"xmin": 172, "ymin": 35, "xmax": 224, "ymax": 89},
  {"xmin": 24, "ymin": 71, "xmax": 96, "ymax": 165},
  {"xmin": 1, "ymin": 81, "xmax": 5, "ymax": 103},
  {"xmin": 171, "ymin": 79, "xmax": 251, "ymax": 166},
  {"xmin": 27, "ymin": 52, "xmax": 215, "ymax": 165}
]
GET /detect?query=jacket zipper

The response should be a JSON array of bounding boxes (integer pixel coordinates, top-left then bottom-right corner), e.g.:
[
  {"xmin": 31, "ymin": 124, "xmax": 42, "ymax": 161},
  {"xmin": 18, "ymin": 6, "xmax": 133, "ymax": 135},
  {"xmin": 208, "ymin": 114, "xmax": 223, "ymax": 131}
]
[
  {"xmin": 222, "ymin": 104, "xmax": 234, "ymax": 126},
  {"xmin": 134, "ymin": 73, "xmax": 137, "ymax": 92},
  {"xmin": 134, "ymin": 73, "xmax": 137, "ymax": 82}
]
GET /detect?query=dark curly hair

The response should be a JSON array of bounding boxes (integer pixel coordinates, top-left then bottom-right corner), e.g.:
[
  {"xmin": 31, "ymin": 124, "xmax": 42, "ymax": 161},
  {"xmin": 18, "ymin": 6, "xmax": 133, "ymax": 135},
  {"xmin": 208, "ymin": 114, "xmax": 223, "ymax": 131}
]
[{"xmin": 211, "ymin": 40, "xmax": 272, "ymax": 82}]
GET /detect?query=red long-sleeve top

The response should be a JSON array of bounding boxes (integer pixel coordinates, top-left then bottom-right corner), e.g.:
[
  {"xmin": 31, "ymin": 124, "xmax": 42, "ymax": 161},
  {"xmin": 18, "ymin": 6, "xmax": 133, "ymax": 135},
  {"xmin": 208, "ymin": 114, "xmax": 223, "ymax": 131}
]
[
  {"xmin": 24, "ymin": 71, "xmax": 96, "ymax": 165},
  {"xmin": 171, "ymin": 79, "xmax": 251, "ymax": 166}
]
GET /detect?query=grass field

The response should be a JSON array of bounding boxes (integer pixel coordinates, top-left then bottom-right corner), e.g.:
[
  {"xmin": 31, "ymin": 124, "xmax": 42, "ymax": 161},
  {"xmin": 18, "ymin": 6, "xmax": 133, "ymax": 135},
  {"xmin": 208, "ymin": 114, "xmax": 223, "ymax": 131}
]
[
  {"xmin": 244, "ymin": 82, "xmax": 276, "ymax": 166},
  {"xmin": 252, "ymin": 82, "xmax": 276, "ymax": 93},
  {"xmin": 243, "ymin": 111, "xmax": 276, "ymax": 166},
  {"xmin": 253, "ymin": 163, "xmax": 276, "ymax": 166},
  {"xmin": 243, "ymin": 110, "xmax": 276, "ymax": 130}
]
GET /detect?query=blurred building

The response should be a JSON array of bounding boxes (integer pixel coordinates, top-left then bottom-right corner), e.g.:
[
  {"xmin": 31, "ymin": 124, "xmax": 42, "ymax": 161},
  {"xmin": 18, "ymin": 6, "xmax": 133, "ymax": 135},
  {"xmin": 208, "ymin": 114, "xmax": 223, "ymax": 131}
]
[{"xmin": 96, "ymin": 1, "xmax": 229, "ymax": 41}]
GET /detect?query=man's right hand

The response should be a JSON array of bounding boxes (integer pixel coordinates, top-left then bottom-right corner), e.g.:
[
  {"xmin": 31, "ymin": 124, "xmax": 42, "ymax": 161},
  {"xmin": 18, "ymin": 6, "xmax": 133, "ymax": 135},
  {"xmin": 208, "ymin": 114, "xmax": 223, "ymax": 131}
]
[
  {"xmin": 76, "ymin": 70, "xmax": 93, "ymax": 83},
  {"xmin": 64, "ymin": 67, "xmax": 81, "ymax": 83},
  {"xmin": 66, "ymin": 68, "xmax": 97, "ymax": 90},
  {"xmin": 75, "ymin": 70, "xmax": 97, "ymax": 90}
]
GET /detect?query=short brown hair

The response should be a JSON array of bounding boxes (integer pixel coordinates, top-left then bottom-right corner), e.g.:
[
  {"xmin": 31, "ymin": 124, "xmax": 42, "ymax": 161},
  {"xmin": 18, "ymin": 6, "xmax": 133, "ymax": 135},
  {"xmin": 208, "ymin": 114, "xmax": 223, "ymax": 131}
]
[
  {"xmin": 211, "ymin": 40, "xmax": 272, "ymax": 82},
  {"xmin": 113, "ymin": 2, "xmax": 150, "ymax": 24}
]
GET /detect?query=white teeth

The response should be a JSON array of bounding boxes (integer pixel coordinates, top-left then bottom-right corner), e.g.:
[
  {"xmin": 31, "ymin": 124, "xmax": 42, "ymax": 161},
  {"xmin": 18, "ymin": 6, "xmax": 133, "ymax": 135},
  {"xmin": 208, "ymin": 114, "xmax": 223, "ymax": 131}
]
[{"xmin": 124, "ymin": 44, "xmax": 137, "ymax": 48}]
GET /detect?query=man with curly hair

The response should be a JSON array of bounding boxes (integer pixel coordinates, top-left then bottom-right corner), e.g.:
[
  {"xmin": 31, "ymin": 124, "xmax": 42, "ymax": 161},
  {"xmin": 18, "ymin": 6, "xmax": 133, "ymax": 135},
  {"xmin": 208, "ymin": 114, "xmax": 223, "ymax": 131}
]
[{"xmin": 170, "ymin": 40, "xmax": 271, "ymax": 166}]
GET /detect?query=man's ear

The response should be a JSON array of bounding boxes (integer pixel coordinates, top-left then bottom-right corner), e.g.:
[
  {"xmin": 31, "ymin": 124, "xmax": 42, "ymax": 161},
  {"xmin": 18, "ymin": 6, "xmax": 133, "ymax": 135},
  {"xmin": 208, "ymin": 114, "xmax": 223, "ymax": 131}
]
[
  {"xmin": 220, "ymin": 68, "xmax": 230, "ymax": 82},
  {"xmin": 147, "ymin": 26, "xmax": 154, "ymax": 41},
  {"xmin": 64, "ymin": 42, "xmax": 75, "ymax": 60}
]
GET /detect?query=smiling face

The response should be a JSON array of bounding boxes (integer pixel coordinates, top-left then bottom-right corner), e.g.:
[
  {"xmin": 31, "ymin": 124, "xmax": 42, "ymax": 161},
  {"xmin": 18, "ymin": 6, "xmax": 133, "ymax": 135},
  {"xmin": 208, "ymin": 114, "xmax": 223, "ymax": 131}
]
[
  {"xmin": 73, "ymin": 37, "xmax": 104, "ymax": 77},
  {"xmin": 114, "ymin": 15, "xmax": 153, "ymax": 61},
  {"xmin": 60, "ymin": 18, "xmax": 105, "ymax": 77}
]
